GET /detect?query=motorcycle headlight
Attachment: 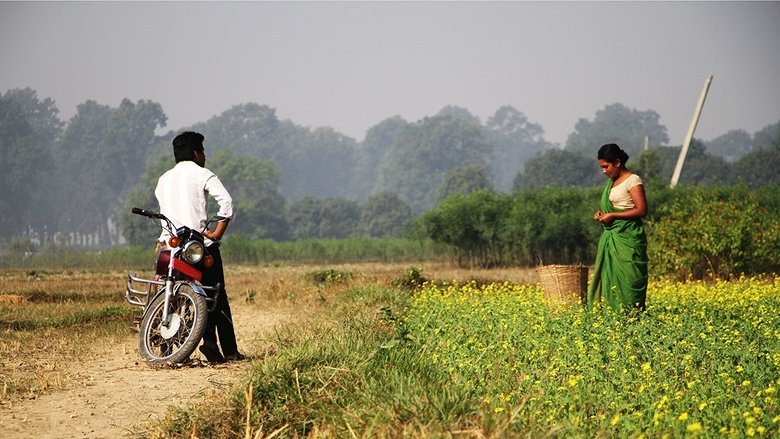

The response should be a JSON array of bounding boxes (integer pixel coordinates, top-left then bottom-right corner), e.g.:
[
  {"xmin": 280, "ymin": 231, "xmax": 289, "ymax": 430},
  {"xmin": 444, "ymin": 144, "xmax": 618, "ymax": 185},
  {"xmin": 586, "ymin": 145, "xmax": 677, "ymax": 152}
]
[{"xmin": 182, "ymin": 241, "xmax": 205, "ymax": 264}]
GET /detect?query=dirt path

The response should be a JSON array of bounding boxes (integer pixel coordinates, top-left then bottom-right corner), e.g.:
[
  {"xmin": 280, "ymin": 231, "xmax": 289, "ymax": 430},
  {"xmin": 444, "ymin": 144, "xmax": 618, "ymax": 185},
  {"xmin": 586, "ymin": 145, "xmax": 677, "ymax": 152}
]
[{"xmin": 0, "ymin": 302, "xmax": 293, "ymax": 438}]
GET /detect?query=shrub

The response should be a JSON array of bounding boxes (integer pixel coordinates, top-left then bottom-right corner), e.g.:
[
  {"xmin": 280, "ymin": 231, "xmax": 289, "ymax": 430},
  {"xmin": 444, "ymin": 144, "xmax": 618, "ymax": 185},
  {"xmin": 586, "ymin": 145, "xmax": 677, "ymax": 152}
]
[{"xmin": 647, "ymin": 187, "xmax": 780, "ymax": 279}]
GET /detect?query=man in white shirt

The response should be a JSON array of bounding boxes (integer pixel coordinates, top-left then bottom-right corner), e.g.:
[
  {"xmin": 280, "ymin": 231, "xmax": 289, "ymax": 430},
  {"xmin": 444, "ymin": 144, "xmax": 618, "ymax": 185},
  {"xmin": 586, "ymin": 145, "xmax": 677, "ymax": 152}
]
[{"xmin": 155, "ymin": 131, "xmax": 243, "ymax": 363}]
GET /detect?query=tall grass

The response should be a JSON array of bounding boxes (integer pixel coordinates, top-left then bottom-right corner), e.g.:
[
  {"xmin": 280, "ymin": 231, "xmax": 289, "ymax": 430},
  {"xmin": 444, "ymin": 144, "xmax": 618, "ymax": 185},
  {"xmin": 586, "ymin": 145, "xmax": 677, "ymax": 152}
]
[
  {"xmin": 221, "ymin": 236, "xmax": 445, "ymax": 265},
  {"xmin": 0, "ymin": 237, "xmax": 445, "ymax": 270},
  {"xmin": 0, "ymin": 245, "xmax": 152, "ymax": 271}
]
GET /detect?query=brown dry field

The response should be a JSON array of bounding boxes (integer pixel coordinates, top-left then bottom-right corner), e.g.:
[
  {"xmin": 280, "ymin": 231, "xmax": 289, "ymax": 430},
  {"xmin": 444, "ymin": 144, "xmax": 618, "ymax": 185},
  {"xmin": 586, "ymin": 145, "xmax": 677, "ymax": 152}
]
[{"xmin": 0, "ymin": 262, "xmax": 537, "ymax": 438}]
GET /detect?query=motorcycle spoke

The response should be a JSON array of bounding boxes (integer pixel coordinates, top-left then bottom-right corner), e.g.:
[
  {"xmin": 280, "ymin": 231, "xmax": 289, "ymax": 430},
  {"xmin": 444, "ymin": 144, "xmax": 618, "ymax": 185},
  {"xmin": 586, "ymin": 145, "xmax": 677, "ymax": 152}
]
[
  {"xmin": 147, "ymin": 295, "xmax": 197, "ymax": 358},
  {"xmin": 140, "ymin": 285, "xmax": 205, "ymax": 364}
]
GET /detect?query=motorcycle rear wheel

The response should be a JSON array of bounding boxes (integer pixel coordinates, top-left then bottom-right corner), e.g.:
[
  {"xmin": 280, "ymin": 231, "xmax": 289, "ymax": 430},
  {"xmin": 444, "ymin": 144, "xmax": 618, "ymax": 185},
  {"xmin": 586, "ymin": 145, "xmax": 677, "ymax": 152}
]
[{"xmin": 138, "ymin": 284, "xmax": 208, "ymax": 367}]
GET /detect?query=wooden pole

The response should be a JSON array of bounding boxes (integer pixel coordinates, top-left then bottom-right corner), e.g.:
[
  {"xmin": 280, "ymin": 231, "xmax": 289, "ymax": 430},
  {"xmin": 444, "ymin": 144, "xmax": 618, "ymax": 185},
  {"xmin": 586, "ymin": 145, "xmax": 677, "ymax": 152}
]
[{"xmin": 670, "ymin": 75, "xmax": 714, "ymax": 188}]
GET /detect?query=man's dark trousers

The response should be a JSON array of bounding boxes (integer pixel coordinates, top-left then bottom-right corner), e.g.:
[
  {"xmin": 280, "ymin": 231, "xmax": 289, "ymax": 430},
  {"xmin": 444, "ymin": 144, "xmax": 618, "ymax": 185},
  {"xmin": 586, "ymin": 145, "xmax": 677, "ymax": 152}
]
[{"xmin": 200, "ymin": 245, "xmax": 238, "ymax": 356}]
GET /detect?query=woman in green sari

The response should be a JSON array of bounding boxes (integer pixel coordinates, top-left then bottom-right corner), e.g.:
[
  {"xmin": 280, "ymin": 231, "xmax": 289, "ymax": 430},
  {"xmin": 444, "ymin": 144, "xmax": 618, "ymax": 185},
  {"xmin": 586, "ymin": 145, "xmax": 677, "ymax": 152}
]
[{"xmin": 587, "ymin": 143, "xmax": 648, "ymax": 312}]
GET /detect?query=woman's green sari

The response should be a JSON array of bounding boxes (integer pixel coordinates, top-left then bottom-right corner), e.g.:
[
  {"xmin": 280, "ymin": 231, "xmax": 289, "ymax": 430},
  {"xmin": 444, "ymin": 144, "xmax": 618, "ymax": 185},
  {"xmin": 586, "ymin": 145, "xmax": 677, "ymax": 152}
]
[{"xmin": 587, "ymin": 179, "xmax": 648, "ymax": 311}]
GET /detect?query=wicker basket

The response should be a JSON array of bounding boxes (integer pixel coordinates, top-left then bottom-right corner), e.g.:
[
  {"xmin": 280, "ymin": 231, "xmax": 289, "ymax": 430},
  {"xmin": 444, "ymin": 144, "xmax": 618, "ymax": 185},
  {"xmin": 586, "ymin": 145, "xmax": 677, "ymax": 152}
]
[{"xmin": 536, "ymin": 264, "xmax": 588, "ymax": 306}]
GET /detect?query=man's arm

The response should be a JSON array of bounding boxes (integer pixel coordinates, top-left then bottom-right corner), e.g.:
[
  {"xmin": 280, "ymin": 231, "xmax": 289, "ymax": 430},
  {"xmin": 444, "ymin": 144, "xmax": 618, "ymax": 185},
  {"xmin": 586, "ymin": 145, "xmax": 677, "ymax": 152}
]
[
  {"xmin": 204, "ymin": 219, "xmax": 230, "ymax": 242},
  {"xmin": 204, "ymin": 174, "xmax": 234, "ymax": 242},
  {"xmin": 206, "ymin": 177, "xmax": 233, "ymax": 217}
]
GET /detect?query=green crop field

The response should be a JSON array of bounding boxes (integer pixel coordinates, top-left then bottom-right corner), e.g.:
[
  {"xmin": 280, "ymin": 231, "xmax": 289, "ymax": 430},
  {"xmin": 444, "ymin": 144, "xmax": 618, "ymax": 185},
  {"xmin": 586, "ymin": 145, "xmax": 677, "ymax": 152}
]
[{"xmin": 404, "ymin": 278, "xmax": 780, "ymax": 437}]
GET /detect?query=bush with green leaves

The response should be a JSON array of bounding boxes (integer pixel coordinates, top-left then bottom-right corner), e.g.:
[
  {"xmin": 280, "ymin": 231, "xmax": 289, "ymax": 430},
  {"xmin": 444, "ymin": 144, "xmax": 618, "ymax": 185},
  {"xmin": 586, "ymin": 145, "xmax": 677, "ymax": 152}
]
[
  {"xmin": 417, "ymin": 190, "xmax": 511, "ymax": 268},
  {"xmin": 647, "ymin": 187, "xmax": 780, "ymax": 279},
  {"xmin": 418, "ymin": 187, "xmax": 600, "ymax": 267}
]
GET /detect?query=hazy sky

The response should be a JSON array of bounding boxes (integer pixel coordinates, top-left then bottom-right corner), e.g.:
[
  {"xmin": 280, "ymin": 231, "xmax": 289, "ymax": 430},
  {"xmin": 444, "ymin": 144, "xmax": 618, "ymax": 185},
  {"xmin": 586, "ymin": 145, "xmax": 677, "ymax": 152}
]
[{"xmin": 2, "ymin": 1, "xmax": 779, "ymax": 146}]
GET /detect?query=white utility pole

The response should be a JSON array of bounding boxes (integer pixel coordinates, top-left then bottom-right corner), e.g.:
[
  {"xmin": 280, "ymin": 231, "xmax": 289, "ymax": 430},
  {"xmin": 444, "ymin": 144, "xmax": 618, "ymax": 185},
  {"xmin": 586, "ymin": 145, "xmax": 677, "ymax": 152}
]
[{"xmin": 670, "ymin": 75, "xmax": 714, "ymax": 188}]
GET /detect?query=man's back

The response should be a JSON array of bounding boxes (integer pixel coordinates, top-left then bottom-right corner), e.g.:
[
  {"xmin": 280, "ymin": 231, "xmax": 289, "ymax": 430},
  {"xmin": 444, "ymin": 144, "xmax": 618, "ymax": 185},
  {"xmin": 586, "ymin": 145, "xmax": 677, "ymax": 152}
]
[{"xmin": 154, "ymin": 161, "xmax": 232, "ymax": 245}]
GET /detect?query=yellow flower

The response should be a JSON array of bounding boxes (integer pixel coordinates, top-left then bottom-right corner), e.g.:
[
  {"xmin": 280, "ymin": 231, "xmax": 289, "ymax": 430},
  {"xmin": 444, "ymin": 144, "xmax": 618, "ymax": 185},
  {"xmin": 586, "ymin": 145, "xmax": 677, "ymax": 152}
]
[
  {"xmin": 687, "ymin": 422, "xmax": 702, "ymax": 433},
  {"xmin": 610, "ymin": 414, "xmax": 621, "ymax": 426},
  {"xmin": 641, "ymin": 362, "xmax": 652, "ymax": 373},
  {"xmin": 678, "ymin": 412, "xmax": 689, "ymax": 421}
]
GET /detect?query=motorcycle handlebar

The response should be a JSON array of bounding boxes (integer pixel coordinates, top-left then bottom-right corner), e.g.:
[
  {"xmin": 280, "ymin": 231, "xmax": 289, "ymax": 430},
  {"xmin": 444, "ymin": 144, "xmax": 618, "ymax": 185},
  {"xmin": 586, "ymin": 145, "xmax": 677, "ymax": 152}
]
[{"xmin": 131, "ymin": 207, "xmax": 166, "ymax": 220}]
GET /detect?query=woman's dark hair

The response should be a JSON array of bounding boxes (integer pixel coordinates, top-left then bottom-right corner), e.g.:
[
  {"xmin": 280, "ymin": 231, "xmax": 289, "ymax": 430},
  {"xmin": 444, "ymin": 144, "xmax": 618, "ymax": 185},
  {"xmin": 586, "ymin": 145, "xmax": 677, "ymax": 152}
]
[
  {"xmin": 172, "ymin": 131, "xmax": 205, "ymax": 163},
  {"xmin": 597, "ymin": 143, "xmax": 629, "ymax": 165}
]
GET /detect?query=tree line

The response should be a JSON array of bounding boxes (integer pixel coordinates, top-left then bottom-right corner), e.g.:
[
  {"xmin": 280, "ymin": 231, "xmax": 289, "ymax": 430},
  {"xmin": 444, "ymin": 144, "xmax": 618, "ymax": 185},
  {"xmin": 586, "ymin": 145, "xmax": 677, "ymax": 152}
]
[{"xmin": 1, "ymin": 87, "xmax": 778, "ymax": 250}]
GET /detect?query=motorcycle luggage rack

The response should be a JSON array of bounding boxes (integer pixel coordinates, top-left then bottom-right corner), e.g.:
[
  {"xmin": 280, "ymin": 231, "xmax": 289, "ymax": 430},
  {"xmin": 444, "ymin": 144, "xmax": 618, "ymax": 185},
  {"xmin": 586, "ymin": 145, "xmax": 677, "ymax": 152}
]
[
  {"xmin": 126, "ymin": 273, "xmax": 164, "ymax": 307},
  {"xmin": 126, "ymin": 273, "xmax": 221, "ymax": 309}
]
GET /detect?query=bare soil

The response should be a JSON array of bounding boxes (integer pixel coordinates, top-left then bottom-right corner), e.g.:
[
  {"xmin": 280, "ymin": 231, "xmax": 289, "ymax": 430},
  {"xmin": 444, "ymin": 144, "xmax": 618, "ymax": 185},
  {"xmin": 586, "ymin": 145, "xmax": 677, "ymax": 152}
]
[{"xmin": 0, "ymin": 299, "xmax": 294, "ymax": 438}]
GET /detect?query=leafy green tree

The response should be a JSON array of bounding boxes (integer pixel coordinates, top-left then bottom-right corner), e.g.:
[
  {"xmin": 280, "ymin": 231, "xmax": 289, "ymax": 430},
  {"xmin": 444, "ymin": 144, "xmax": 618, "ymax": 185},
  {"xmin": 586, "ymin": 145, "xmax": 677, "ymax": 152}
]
[
  {"xmin": 436, "ymin": 105, "xmax": 481, "ymax": 126},
  {"xmin": 485, "ymin": 105, "xmax": 552, "ymax": 191},
  {"xmin": 565, "ymin": 103, "xmax": 669, "ymax": 157},
  {"xmin": 729, "ymin": 121, "xmax": 780, "ymax": 187},
  {"xmin": 635, "ymin": 147, "xmax": 662, "ymax": 183},
  {"xmin": 317, "ymin": 198, "xmax": 360, "ymax": 239},
  {"xmin": 191, "ymin": 103, "xmax": 280, "ymax": 157},
  {"xmin": 209, "ymin": 149, "xmax": 288, "ymax": 240},
  {"xmin": 355, "ymin": 116, "xmax": 409, "ymax": 201},
  {"xmin": 118, "ymin": 154, "xmax": 175, "ymax": 246},
  {"xmin": 437, "ymin": 165, "xmax": 493, "ymax": 202},
  {"xmin": 0, "ymin": 88, "xmax": 64, "ymax": 243},
  {"xmin": 287, "ymin": 197, "xmax": 360, "ymax": 239},
  {"xmin": 377, "ymin": 114, "xmax": 491, "ymax": 213},
  {"xmin": 358, "ymin": 191, "xmax": 413, "ymax": 238},
  {"xmin": 418, "ymin": 190, "xmax": 511, "ymax": 267},
  {"xmin": 753, "ymin": 120, "xmax": 780, "ymax": 150},
  {"xmin": 55, "ymin": 99, "xmax": 167, "ymax": 245},
  {"xmin": 286, "ymin": 197, "xmax": 321, "ymax": 240},
  {"xmin": 292, "ymin": 127, "xmax": 359, "ymax": 201},
  {"xmin": 732, "ymin": 137, "xmax": 780, "ymax": 188},
  {"xmin": 192, "ymin": 104, "xmax": 360, "ymax": 202},
  {"xmin": 500, "ymin": 188, "xmax": 599, "ymax": 266},
  {"xmin": 1, "ymin": 89, "xmax": 66, "ymax": 244},
  {"xmin": 0, "ymin": 95, "xmax": 43, "ymax": 241},
  {"xmin": 654, "ymin": 140, "xmax": 732, "ymax": 186},
  {"xmin": 513, "ymin": 149, "xmax": 601, "ymax": 190},
  {"xmin": 102, "ymin": 99, "xmax": 168, "ymax": 201},
  {"xmin": 704, "ymin": 129, "xmax": 753, "ymax": 163},
  {"xmin": 2, "ymin": 88, "xmax": 64, "ymax": 142}
]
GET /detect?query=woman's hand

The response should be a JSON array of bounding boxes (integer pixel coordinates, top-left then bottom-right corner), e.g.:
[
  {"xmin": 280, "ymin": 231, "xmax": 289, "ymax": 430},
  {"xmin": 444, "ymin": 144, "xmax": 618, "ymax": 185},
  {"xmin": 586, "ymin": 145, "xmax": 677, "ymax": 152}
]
[{"xmin": 594, "ymin": 210, "xmax": 614, "ymax": 225}]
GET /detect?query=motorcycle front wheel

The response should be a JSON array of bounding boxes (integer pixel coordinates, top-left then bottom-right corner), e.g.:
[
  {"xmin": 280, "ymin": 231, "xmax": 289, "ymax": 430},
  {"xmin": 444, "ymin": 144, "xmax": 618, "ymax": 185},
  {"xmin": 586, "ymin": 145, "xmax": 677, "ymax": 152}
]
[{"xmin": 138, "ymin": 284, "xmax": 208, "ymax": 367}]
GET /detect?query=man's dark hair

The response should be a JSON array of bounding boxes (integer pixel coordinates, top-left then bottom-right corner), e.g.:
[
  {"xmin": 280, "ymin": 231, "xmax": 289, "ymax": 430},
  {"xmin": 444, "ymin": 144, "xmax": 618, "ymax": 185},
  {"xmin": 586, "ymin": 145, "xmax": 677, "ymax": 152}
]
[{"xmin": 172, "ymin": 131, "xmax": 205, "ymax": 163}]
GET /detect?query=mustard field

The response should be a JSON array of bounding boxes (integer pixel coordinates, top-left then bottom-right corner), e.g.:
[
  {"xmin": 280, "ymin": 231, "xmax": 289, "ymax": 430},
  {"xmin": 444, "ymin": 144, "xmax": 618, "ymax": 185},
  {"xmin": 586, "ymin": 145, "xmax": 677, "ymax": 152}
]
[{"xmin": 405, "ymin": 278, "xmax": 780, "ymax": 437}]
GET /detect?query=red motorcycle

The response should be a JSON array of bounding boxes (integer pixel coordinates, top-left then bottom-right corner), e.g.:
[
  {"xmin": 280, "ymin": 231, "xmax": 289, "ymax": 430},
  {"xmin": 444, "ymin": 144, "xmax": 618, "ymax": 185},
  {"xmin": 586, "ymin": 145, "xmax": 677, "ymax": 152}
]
[{"xmin": 126, "ymin": 207, "xmax": 221, "ymax": 367}]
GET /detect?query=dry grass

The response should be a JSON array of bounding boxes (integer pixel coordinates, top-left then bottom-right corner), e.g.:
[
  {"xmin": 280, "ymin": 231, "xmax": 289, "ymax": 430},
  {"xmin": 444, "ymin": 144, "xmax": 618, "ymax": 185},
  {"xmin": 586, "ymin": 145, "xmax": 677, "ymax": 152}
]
[{"xmin": 0, "ymin": 262, "xmax": 537, "ymax": 405}]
